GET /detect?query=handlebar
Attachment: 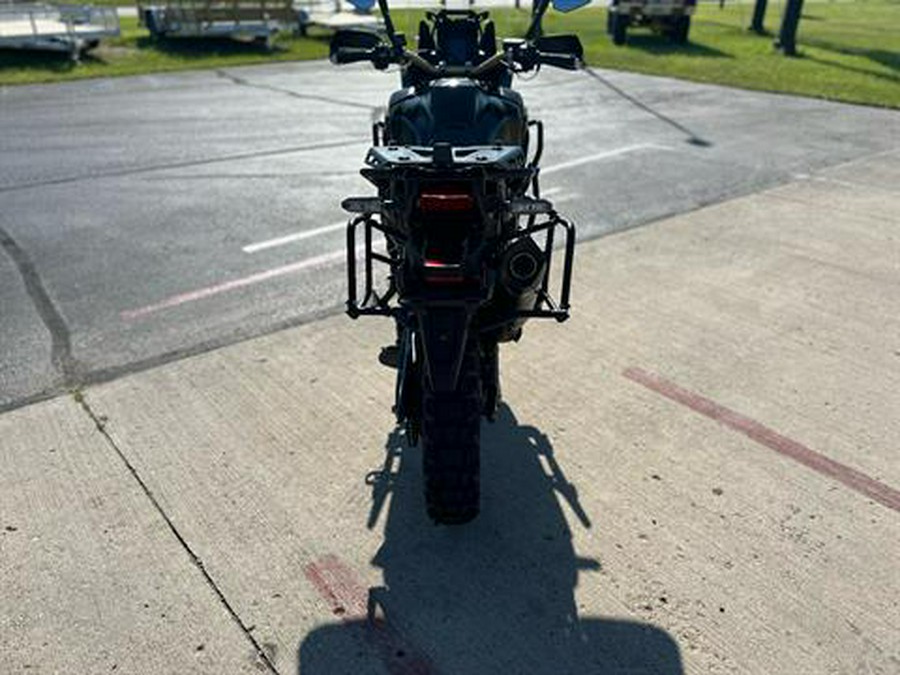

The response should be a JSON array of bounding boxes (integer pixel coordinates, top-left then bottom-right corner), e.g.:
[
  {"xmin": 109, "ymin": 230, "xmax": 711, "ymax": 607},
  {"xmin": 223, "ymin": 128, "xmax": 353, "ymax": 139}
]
[
  {"xmin": 537, "ymin": 51, "xmax": 581, "ymax": 71},
  {"xmin": 403, "ymin": 49, "xmax": 440, "ymax": 75},
  {"xmin": 332, "ymin": 47, "xmax": 378, "ymax": 65},
  {"xmin": 332, "ymin": 43, "xmax": 581, "ymax": 76},
  {"xmin": 470, "ymin": 51, "xmax": 506, "ymax": 77}
]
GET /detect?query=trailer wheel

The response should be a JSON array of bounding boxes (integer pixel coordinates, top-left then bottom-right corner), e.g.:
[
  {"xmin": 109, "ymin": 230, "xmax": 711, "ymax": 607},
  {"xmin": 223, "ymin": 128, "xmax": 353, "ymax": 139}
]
[
  {"xmin": 672, "ymin": 16, "xmax": 690, "ymax": 43},
  {"xmin": 612, "ymin": 13, "xmax": 629, "ymax": 46},
  {"xmin": 143, "ymin": 9, "xmax": 162, "ymax": 39},
  {"xmin": 254, "ymin": 34, "xmax": 274, "ymax": 51}
]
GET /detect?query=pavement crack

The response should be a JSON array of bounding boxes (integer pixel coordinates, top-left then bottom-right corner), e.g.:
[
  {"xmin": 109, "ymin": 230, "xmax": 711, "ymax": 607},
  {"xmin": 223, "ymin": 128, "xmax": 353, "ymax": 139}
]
[
  {"xmin": 0, "ymin": 304, "xmax": 345, "ymax": 415},
  {"xmin": 216, "ymin": 68, "xmax": 381, "ymax": 114},
  {"xmin": 74, "ymin": 392, "xmax": 283, "ymax": 675},
  {"xmin": 582, "ymin": 67, "xmax": 712, "ymax": 148},
  {"xmin": 0, "ymin": 226, "xmax": 78, "ymax": 385},
  {"xmin": 0, "ymin": 137, "xmax": 368, "ymax": 194}
]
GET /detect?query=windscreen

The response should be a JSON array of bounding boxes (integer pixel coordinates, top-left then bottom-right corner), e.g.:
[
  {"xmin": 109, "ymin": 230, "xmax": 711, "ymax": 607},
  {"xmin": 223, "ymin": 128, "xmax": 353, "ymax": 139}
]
[{"xmin": 367, "ymin": 0, "xmax": 540, "ymax": 54}]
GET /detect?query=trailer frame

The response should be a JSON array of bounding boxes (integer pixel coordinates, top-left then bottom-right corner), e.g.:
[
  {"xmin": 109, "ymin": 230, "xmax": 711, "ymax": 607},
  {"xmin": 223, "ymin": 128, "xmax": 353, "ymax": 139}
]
[
  {"xmin": 0, "ymin": 2, "xmax": 120, "ymax": 59},
  {"xmin": 139, "ymin": 0, "xmax": 297, "ymax": 48}
]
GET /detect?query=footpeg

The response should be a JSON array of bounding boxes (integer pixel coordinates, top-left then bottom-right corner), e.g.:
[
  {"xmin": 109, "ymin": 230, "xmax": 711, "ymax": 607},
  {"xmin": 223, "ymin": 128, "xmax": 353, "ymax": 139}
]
[{"xmin": 378, "ymin": 345, "xmax": 399, "ymax": 369}]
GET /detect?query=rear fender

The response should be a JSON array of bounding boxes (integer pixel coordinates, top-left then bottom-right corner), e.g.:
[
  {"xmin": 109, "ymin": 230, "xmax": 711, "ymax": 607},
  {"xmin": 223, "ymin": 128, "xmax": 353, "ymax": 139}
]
[{"xmin": 415, "ymin": 306, "xmax": 476, "ymax": 393}]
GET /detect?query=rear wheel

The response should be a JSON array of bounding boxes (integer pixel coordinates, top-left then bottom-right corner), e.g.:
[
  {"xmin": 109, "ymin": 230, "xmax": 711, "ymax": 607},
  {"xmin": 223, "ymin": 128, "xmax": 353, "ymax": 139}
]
[{"xmin": 421, "ymin": 338, "xmax": 482, "ymax": 525}]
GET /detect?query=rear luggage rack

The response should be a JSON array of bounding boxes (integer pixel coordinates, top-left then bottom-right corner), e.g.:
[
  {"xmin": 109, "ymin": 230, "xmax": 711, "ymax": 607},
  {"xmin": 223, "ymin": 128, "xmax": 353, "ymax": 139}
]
[
  {"xmin": 345, "ymin": 208, "xmax": 574, "ymax": 324},
  {"xmin": 366, "ymin": 144, "xmax": 525, "ymax": 169}
]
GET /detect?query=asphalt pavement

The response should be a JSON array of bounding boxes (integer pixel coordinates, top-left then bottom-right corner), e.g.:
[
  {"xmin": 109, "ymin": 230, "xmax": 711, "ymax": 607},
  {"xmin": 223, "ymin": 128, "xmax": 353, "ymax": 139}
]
[{"xmin": 2, "ymin": 61, "xmax": 900, "ymax": 410}]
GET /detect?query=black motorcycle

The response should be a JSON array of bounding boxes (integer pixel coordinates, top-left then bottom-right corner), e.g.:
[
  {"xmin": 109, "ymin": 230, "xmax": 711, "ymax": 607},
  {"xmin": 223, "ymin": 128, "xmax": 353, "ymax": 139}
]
[{"xmin": 333, "ymin": 0, "xmax": 587, "ymax": 524}]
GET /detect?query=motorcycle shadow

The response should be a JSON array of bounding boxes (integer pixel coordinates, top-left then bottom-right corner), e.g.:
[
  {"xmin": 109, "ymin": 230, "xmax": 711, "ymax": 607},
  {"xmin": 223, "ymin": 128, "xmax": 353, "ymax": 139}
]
[{"xmin": 298, "ymin": 403, "xmax": 684, "ymax": 675}]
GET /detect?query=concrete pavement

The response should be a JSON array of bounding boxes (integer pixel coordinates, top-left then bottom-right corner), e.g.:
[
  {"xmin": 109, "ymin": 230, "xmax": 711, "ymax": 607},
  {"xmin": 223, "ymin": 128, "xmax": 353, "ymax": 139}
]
[{"xmin": 1, "ymin": 150, "xmax": 899, "ymax": 674}]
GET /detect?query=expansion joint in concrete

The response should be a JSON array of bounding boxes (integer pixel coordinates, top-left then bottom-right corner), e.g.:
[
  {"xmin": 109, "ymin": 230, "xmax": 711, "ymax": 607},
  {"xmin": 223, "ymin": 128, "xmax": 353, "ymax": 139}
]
[
  {"xmin": 0, "ymin": 137, "xmax": 369, "ymax": 195},
  {"xmin": 73, "ymin": 392, "xmax": 283, "ymax": 675},
  {"xmin": 582, "ymin": 67, "xmax": 712, "ymax": 148},
  {"xmin": 216, "ymin": 68, "xmax": 382, "ymax": 114},
  {"xmin": 0, "ymin": 226, "xmax": 78, "ymax": 386}
]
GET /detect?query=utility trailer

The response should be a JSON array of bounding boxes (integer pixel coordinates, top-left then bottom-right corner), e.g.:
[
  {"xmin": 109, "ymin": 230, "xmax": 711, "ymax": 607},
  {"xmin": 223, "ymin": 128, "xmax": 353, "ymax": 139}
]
[
  {"xmin": 295, "ymin": 0, "xmax": 380, "ymax": 36},
  {"xmin": 0, "ymin": 1, "xmax": 119, "ymax": 59},
  {"xmin": 139, "ymin": 0, "xmax": 298, "ymax": 48}
]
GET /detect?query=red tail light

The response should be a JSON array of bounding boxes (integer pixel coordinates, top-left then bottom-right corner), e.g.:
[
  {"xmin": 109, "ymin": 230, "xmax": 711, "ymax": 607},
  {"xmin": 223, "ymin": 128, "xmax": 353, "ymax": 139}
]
[
  {"xmin": 418, "ymin": 185, "xmax": 475, "ymax": 213},
  {"xmin": 423, "ymin": 257, "xmax": 466, "ymax": 285},
  {"xmin": 423, "ymin": 244, "xmax": 468, "ymax": 285}
]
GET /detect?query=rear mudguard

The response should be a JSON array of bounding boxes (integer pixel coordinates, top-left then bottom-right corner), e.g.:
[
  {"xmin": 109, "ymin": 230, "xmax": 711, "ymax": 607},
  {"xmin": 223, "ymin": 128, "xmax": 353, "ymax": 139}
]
[{"xmin": 415, "ymin": 306, "xmax": 476, "ymax": 393}]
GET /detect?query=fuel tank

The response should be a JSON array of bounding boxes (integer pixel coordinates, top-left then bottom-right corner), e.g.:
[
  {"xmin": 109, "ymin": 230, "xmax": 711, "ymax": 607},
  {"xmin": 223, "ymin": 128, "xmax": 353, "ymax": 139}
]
[{"xmin": 386, "ymin": 78, "xmax": 528, "ymax": 151}]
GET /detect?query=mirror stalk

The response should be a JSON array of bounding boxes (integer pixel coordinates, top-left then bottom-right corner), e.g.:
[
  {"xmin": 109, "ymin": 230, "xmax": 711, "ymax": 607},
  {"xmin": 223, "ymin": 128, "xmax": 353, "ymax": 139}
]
[
  {"xmin": 525, "ymin": 0, "xmax": 551, "ymax": 41},
  {"xmin": 376, "ymin": 0, "xmax": 404, "ymax": 52}
]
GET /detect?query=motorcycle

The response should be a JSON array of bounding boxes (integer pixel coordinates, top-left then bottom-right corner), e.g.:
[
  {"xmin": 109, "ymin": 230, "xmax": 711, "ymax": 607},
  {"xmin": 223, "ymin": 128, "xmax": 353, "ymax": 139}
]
[{"xmin": 333, "ymin": 0, "xmax": 587, "ymax": 524}]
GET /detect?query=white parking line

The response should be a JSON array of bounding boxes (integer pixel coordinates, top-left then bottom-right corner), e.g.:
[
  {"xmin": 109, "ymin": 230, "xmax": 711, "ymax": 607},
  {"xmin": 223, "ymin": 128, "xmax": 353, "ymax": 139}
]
[
  {"xmin": 541, "ymin": 143, "xmax": 671, "ymax": 176},
  {"xmin": 242, "ymin": 144, "xmax": 670, "ymax": 254},
  {"xmin": 554, "ymin": 191, "xmax": 580, "ymax": 204},
  {"xmin": 124, "ymin": 143, "xmax": 671, "ymax": 319},
  {"xmin": 243, "ymin": 220, "xmax": 347, "ymax": 254}
]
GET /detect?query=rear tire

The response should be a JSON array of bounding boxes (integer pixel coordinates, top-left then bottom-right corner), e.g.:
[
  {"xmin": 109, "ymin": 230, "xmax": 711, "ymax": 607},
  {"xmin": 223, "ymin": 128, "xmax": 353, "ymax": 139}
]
[{"xmin": 421, "ymin": 338, "xmax": 481, "ymax": 525}]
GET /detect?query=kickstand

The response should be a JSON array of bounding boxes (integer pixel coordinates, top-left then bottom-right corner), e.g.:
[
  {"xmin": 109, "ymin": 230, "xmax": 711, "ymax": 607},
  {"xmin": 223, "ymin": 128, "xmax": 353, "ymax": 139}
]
[{"xmin": 367, "ymin": 586, "xmax": 388, "ymax": 628}]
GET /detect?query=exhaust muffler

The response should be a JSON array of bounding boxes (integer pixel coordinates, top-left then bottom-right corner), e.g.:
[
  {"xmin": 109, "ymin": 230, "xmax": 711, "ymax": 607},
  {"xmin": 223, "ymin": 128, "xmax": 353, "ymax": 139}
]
[{"xmin": 500, "ymin": 236, "xmax": 546, "ymax": 296}]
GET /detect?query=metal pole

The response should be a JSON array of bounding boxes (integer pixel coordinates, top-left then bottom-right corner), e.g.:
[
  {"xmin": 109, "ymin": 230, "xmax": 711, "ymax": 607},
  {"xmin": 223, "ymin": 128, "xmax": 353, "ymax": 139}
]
[
  {"xmin": 775, "ymin": 0, "xmax": 804, "ymax": 56},
  {"xmin": 749, "ymin": 0, "xmax": 767, "ymax": 34}
]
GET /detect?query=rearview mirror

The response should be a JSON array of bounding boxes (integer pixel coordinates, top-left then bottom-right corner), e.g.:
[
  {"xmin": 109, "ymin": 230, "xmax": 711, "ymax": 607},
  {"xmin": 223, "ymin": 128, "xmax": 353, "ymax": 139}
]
[
  {"xmin": 346, "ymin": 0, "xmax": 376, "ymax": 11},
  {"xmin": 551, "ymin": 0, "xmax": 591, "ymax": 12}
]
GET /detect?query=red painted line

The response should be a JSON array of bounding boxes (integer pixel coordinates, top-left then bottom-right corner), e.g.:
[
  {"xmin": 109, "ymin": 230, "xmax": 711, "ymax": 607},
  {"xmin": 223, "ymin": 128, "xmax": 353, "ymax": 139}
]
[
  {"xmin": 623, "ymin": 367, "xmax": 900, "ymax": 513},
  {"xmin": 303, "ymin": 554, "xmax": 369, "ymax": 619},
  {"xmin": 120, "ymin": 251, "xmax": 344, "ymax": 321},
  {"xmin": 304, "ymin": 555, "xmax": 435, "ymax": 675},
  {"xmin": 121, "ymin": 242, "xmax": 380, "ymax": 320}
]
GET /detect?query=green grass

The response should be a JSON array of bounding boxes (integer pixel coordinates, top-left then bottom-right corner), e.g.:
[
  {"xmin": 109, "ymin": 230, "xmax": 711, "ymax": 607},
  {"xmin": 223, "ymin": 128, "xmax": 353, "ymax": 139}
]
[
  {"xmin": 553, "ymin": 0, "xmax": 900, "ymax": 108},
  {"xmin": 1, "ymin": 1, "xmax": 898, "ymax": 109},
  {"xmin": 392, "ymin": 0, "xmax": 899, "ymax": 108}
]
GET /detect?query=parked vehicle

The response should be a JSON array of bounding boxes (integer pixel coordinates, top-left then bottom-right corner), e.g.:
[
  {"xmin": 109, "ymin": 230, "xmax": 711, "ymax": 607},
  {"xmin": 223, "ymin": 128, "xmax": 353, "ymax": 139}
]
[
  {"xmin": 0, "ymin": 2, "xmax": 119, "ymax": 59},
  {"xmin": 295, "ymin": 0, "xmax": 380, "ymax": 36},
  {"xmin": 607, "ymin": 0, "xmax": 695, "ymax": 45},
  {"xmin": 139, "ymin": 0, "xmax": 296, "ymax": 48},
  {"xmin": 333, "ymin": 0, "xmax": 585, "ymax": 524}
]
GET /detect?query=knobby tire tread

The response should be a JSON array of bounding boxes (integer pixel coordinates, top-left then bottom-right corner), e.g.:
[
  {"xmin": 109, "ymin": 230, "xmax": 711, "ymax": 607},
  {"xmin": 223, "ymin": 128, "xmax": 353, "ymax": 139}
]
[{"xmin": 421, "ymin": 339, "xmax": 482, "ymax": 525}]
